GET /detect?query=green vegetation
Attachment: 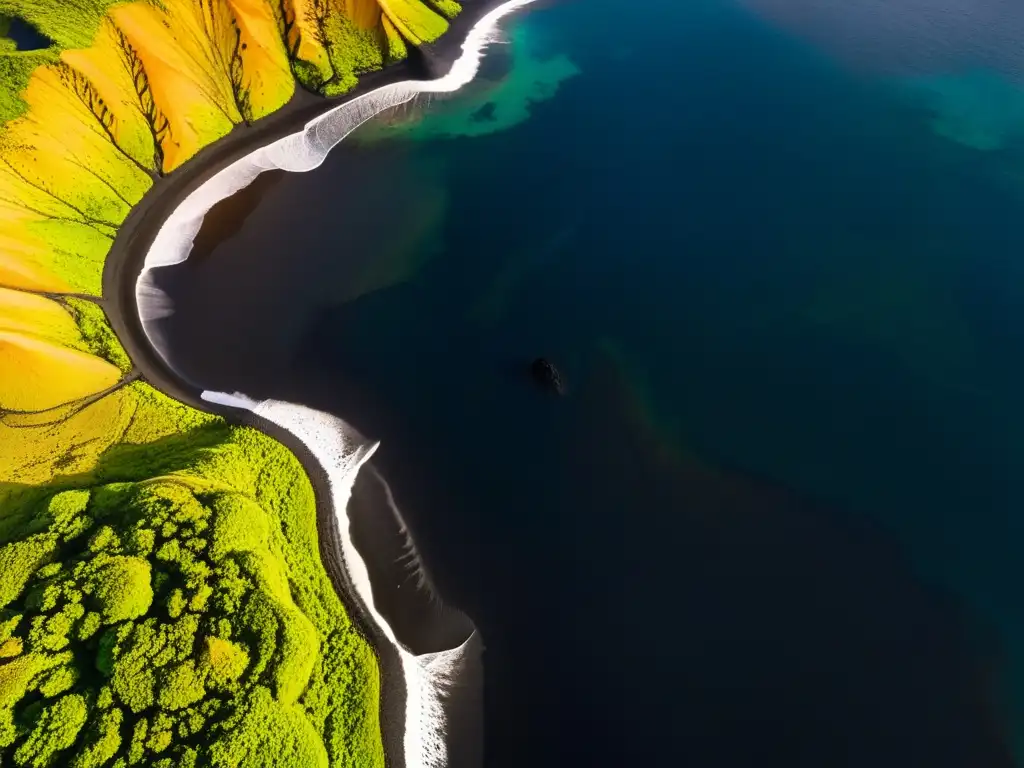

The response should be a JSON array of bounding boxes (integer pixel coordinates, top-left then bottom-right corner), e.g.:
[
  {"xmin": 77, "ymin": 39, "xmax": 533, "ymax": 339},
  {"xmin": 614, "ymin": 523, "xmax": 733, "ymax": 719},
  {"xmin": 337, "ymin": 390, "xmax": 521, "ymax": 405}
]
[
  {"xmin": 0, "ymin": 16, "xmax": 16, "ymax": 53},
  {"xmin": 380, "ymin": 0, "xmax": 451, "ymax": 43},
  {"xmin": 0, "ymin": 0, "xmax": 116, "ymax": 122},
  {"xmin": 64, "ymin": 300, "xmax": 132, "ymax": 374},
  {"xmin": 0, "ymin": 0, "xmax": 486, "ymax": 761},
  {"xmin": 0, "ymin": 386, "xmax": 383, "ymax": 766},
  {"xmin": 308, "ymin": 11, "xmax": 389, "ymax": 96},
  {"xmin": 0, "ymin": 49, "xmax": 49, "ymax": 122},
  {"xmin": 0, "ymin": 0, "xmax": 118, "ymax": 49},
  {"xmin": 283, "ymin": 0, "xmax": 458, "ymax": 94},
  {"xmin": 428, "ymin": 0, "xmax": 462, "ymax": 19}
]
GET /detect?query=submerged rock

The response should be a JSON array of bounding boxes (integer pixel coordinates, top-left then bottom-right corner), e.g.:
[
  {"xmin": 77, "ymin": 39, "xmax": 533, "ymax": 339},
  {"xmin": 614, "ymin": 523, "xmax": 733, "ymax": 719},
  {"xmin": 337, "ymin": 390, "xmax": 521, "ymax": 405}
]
[{"xmin": 530, "ymin": 358, "xmax": 565, "ymax": 395}]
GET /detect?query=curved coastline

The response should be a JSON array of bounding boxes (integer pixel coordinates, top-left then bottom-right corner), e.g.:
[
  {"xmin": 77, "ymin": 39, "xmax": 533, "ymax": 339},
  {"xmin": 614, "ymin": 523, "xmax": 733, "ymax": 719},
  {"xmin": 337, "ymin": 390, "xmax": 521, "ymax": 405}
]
[{"xmin": 101, "ymin": 3, "xmax": 538, "ymax": 766}]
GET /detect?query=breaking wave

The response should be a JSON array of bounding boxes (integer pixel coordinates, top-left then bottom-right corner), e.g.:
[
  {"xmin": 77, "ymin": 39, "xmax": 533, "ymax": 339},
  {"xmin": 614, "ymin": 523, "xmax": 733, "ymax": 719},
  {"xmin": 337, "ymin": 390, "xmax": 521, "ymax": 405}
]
[
  {"xmin": 136, "ymin": 0, "xmax": 535, "ymax": 339},
  {"xmin": 201, "ymin": 392, "xmax": 480, "ymax": 768},
  {"xmin": 133, "ymin": 3, "xmax": 536, "ymax": 766}
]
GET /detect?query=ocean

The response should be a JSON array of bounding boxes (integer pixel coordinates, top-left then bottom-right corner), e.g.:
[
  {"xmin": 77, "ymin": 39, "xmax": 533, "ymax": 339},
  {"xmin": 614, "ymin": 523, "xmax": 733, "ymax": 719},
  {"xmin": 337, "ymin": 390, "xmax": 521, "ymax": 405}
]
[{"xmin": 154, "ymin": 0, "xmax": 1024, "ymax": 764}]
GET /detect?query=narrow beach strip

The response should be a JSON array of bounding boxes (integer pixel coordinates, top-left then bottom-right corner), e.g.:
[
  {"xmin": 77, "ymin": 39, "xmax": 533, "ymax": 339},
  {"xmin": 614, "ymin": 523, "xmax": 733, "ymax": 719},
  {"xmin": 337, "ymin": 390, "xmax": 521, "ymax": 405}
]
[
  {"xmin": 202, "ymin": 392, "xmax": 479, "ymax": 768},
  {"xmin": 136, "ymin": 0, "xmax": 537, "ymax": 345},
  {"xmin": 126, "ymin": 3, "xmax": 540, "ymax": 765}
]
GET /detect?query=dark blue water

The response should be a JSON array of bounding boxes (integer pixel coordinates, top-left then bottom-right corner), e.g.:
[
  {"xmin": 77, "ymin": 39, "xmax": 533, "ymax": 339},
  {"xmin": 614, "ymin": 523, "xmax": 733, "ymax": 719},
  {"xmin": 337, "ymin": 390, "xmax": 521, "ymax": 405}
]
[
  {"xmin": 159, "ymin": 0, "xmax": 1024, "ymax": 763},
  {"xmin": 1, "ymin": 15, "xmax": 51, "ymax": 50}
]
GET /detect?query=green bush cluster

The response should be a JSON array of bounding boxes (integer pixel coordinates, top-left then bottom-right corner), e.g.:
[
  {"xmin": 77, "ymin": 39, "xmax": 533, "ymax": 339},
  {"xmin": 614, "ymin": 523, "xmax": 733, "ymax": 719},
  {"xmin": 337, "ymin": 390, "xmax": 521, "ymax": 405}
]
[
  {"xmin": 0, "ymin": 0, "xmax": 119, "ymax": 49},
  {"xmin": 0, "ymin": 418, "xmax": 383, "ymax": 767},
  {"xmin": 0, "ymin": 14, "xmax": 13, "ymax": 52},
  {"xmin": 427, "ymin": 0, "xmax": 461, "ymax": 20},
  {"xmin": 283, "ymin": 0, "xmax": 460, "ymax": 95},
  {"xmin": 0, "ymin": 0, "xmax": 117, "ymax": 121},
  {"xmin": 65, "ymin": 300, "xmax": 133, "ymax": 374},
  {"xmin": 0, "ymin": 0, "xmax": 478, "ymax": 762},
  {"xmin": 0, "ymin": 47, "xmax": 50, "ymax": 121},
  {"xmin": 318, "ymin": 11, "xmax": 389, "ymax": 96}
]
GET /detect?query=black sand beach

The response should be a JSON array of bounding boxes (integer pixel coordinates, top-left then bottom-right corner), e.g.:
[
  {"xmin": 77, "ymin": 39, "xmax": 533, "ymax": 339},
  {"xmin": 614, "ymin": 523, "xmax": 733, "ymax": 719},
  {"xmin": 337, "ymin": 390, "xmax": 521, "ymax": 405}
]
[
  {"xmin": 145, "ymin": 0, "xmax": 1024, "ymax": 759},
  {"xmin": 98, "ymin": 4, "xmax": 526, "ymax": 764},
  {"xmin": 102, "ymin": 0, "xmax": 1024, "ymax": 763}
]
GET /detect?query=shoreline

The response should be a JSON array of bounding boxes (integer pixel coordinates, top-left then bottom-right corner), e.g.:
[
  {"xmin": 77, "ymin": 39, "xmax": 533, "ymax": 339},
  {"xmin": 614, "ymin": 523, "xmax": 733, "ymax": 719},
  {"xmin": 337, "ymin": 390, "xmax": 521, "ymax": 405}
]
[
  {"xmin": 201, "ymin": 392, "xmax": 485, "ymax": 768},
  {"xmin": 100, "ymin": 2, "xmax": 538, "ymax": 765}
]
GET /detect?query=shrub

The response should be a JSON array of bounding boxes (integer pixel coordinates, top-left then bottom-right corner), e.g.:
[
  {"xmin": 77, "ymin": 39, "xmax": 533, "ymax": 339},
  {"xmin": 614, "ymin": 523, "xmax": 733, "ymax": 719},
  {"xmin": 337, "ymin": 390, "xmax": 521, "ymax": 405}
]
[
  {"xmin": 89, "ymin": 556, "xmax": 153, "ymax": 624},
  {"xmin": 13, "ymin": 692, "xmax": 87, "ymax": 766}
]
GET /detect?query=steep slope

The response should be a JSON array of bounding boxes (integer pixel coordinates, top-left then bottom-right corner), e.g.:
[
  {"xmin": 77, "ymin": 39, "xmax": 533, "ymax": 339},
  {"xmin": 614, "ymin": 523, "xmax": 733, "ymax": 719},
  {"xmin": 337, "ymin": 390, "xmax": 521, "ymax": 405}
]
[
  {"xmin": 0, "ymin": 0, "xmax": 457, "ymax": 294},
  {"xmin": 0, "ymin": 0, "xmax": 470, "ymax": 764}
]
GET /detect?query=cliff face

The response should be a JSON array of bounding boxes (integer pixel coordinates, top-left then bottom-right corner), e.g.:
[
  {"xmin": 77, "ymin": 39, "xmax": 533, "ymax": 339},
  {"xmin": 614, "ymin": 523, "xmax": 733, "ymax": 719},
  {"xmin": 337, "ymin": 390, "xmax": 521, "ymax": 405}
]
[{"xmin": 0, "ymin": 0, "xmax": 464, "ymax": 765}]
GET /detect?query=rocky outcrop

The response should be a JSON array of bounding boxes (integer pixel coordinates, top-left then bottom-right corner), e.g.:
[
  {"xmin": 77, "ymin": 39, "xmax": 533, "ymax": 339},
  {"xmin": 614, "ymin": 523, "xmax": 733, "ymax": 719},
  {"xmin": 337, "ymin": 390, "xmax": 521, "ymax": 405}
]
[{"xmin": 531, "ymin": 357, "xmax": 565, "ymax": 395}]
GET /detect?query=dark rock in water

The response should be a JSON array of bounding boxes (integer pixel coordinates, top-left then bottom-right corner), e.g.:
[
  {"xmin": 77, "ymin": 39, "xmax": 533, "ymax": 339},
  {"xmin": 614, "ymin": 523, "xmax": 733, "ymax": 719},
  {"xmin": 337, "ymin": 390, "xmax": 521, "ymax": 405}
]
[
  {"xmin": 471, "ymin": 102, "xmax": 498, "ymax": 123},
  {"xmin": 531, "ymin": 358, "xmax": 565, "ymax": 395}
]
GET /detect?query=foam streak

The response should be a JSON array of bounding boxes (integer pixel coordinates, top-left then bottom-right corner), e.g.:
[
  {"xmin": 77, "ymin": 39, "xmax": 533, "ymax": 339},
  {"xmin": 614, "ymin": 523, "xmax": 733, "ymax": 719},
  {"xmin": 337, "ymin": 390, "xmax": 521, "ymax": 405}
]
[
  {"xmin": 202, "ymin": 391, "xmax": 477, "ymax": 768},
  {"xmin": 139, "ymin": 5, "xmax": 537, "ymax": 765},
  {"xmin": 137, "ymin": 0, "xmax": 535, "ymax": 337}
]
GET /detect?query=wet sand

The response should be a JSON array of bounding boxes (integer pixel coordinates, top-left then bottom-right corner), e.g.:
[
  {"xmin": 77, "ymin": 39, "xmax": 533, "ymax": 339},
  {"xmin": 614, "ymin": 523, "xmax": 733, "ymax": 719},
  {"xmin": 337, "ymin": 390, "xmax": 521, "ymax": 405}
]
[{"xmin": 99, "ymin": 4, "xmax": 525, "ymax": 764}]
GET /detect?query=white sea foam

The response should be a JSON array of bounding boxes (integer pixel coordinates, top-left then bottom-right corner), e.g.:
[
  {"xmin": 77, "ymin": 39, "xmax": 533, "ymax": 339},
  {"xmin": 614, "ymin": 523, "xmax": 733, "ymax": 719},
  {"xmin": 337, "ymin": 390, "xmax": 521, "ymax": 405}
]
[
  {"xmin": 202, "ymin": 391, "xmax": 478, "ymax": 768},
  {"xmin": 139, "ymin": 5, "xmax": 534, "ymax": 765},
  {"xmin": 137, "ymin": 0, "xmax": 536, "ymax": 344}
]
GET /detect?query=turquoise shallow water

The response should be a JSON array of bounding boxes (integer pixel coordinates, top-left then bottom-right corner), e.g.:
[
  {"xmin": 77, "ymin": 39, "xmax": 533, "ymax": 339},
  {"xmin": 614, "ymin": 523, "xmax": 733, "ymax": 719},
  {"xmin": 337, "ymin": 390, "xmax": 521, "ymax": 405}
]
[{"xmin": 159, "ymin": 0, "xmax": 1024, "ymax": 763}]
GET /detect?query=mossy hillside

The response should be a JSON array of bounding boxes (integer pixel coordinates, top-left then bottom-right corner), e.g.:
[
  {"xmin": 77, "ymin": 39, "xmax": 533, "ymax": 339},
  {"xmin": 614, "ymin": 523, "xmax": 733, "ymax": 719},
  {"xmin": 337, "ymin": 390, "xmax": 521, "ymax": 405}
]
[
  {"xmin": 0, "ymin": 287, "xmax": 83, "ymax": 348},
  {"xmin": 0, "ymin": 294, "xmax": 131, "ymax": 415},
  {"xmin": 377, "ymin": 0, "xmax": 449, "ymax": 44},
  {"xmin": 65, "ymin": 299, "xmax": 132, "ymax": 374},
  {"xmin": 0, "ymin": 330, "xmax": 121, "ymax": 411},
  {"xmin": 0, "ymin": 0, "xmax": 477, "ymax": 761},
  {"xmin": 0, "ymin": 0, "xmax": 461, "ymax": 304},
  {"xmin": 0, "ymin": 384, "xmax": 383, "ymax": 767},
  {"xmin": 0, "ymin": 0, "xmax": 461, "ymax": 126},
  {"xmin": 284, "ymin": 0, "xmax": 459, "ymax": 92},
  {"xmin": 427, "ymin": 0, "xmax": 461, "ymax": 19},
  {"xmin": 0, "ymin": 49, "xmax": 51, "ymax": 123},
  {"xmin": 0, "ymin": 0, "xmax": 122, "ymax": 50}
]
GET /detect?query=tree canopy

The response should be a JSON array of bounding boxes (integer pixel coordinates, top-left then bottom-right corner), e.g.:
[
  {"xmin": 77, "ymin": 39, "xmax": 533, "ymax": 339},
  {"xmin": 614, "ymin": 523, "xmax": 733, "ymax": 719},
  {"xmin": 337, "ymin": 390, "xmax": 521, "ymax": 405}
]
[{"xmin": 0, "ymin": 414, "xmax": 382, "ymax": 767}]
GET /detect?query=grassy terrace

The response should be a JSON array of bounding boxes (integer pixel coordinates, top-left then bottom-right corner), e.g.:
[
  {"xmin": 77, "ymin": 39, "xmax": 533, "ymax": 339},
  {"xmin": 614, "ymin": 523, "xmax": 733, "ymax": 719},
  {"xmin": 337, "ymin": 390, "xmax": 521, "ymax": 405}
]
[{"xmin": 0, "ymin": 0, "xmax": 460, "ymax": 764}]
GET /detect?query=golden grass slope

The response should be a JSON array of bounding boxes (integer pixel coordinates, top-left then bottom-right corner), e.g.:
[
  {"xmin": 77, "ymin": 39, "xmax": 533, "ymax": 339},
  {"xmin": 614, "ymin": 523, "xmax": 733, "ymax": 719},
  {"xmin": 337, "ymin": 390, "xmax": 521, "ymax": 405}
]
[
  {"xmin": 0, "ymin": 385, "xmax": 136, "ymax": 485},
  {"xmin": 0, "ymin": 0, "xmax": 478, "ymax": 761},
  {"xmin": 0, "ymin": 382, "xmax": 385, "ymax": 767},
  {"xmin": 0, "ymin": 286, "xmax": 80, "ymax": 345},
  {"xmin": 376, "ymin": 0, "xmax": 449, "ymax": 44},
  {"xmin": 109, "ymin": 0, "xmax": 295, "ymax": 171},
  {"xmin": 0, "ymin": 228, "xmax": 71, "ymax": 293},
  {"xmin": 0, "ymin": 329, "xmax": 120, "ymax": 412},
  {"xmin": 0, "ymin": 0, "xmax": 460, "ymax": 298},
  {"xmin": 0, "ymin": 289, "xmax": 128, "ymax": 414},
  {"xmin": 284, "ymin": 0, "xmax": 455, "ymax": 94}
]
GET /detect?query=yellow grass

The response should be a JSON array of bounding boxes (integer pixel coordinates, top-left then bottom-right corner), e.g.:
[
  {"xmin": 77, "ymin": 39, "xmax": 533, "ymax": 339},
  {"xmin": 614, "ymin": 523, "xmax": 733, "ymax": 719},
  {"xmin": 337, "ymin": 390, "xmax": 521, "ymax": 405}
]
[
  {"xmin": 0, "ymin": 287, "xmax": 81, "ymax": 348},
  {"xmin": 109, "ymin": 0, "xmax": 295, "ymax": 172},
  {"xmin": 0, "ymin": 386, "xmax": 132, "ymax": 486},
  {"xmin": 381, "ymin": 15, "xmax": 408, "ymax": 61},
  {"xmin": 347, "ymin": 0, "xmax": 384, "ymax": 29},
  {"xmin": 12, "ymin": 63, "xmax": 153, "ymax": 213},
  {"xmin": 111, "ymin": 2, "xmax": 240, "ymax": 173},
  {"xmin": 227, "ymin": 0, "xmax": 297, "ymax": 119},
  {"xmin": 0, "ymin": 57, "xmax": 152, "ymax": 293},
  {"xmin": 284, "ymin": 0, "xmax": 336, "ymax": 82},
  {"xmin": 0, "ymin": 240, "xmax": 69, "ymax": 294},
  {"xmin": 60, "ymin": 18, "xmax": 163, "ymax": 175},
  {"xmin": 0, "ymin": 381, "xmax": 212, "ymax": 490},
  {"xmin": 0, "ymin": 330, "xmax": 121, "ymax": 412},
  {"xmin": 377, "ymin": 0, "xmax": 449, "ymax": 45}
]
